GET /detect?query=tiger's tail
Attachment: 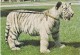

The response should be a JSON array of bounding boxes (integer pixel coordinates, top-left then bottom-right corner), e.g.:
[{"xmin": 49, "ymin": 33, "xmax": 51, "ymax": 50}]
[
  {"xmin": 5, "ymin": 14, "xmax": 11, "ymax": 43},
  {"xmin": 5, "ymin": 25, "xmax": 10, "ymax": 42}
]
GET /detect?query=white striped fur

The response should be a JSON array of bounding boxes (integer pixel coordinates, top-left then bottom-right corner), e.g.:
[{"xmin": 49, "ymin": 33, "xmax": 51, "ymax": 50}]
[{"xmin": 5, "ymin": 2, "xmax": 74, "ymax": 53}]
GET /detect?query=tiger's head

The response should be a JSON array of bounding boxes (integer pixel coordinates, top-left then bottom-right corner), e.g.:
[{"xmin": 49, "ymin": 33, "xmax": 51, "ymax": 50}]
[{"xmin": 55, "ymin": 1, "xmax": 74, "ymax": 20}]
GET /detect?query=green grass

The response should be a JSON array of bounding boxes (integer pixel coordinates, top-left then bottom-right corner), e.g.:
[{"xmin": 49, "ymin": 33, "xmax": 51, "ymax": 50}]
[
  {"xmin": 1, "ymin": 0, "xmax": 67, "ymax": 5},
  {"xmin": 1, "ymin": 5, "xmax": 80, "ymax": 55},
  {"xmin": 1, "ymin": 6, "xmax": 52, "ymax": 11},
  {"xmin": 1, "ymin": 1, "xmax": 34, "ymax": 5},
  {"xmin": 1, "ymin": 0, "xmax": 79, "ymax": 5},
  {"xmin": 1, "ymin": 0, "xmax": 80, "ymax": 11}
]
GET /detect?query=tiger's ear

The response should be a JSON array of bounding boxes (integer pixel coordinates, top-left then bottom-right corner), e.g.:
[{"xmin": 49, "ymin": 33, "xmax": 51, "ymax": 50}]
[{"xmin": 56, "ymin": 1, "xmax": 62, "ymax": 10}]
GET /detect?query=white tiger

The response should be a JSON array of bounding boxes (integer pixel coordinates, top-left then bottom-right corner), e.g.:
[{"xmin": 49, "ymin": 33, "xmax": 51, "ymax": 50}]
[{"xmin": 5, "ymin": 2, "xmax": 74, "ymax": 53}]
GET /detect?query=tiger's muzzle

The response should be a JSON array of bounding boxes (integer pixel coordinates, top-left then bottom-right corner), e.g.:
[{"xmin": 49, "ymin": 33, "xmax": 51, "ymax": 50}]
[{"xmin": 64, "ymin": 13, "xmax": 74, "ymax": 20}]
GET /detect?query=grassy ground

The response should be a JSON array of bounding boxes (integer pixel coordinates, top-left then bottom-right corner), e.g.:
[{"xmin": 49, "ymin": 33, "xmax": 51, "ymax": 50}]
[
  {"xmin": 1, "ymin": 0, "xmax": 69, "ymax": 5},
  {"xmin": 1, "ymin": 0, "xmax": 79, "ymax": 5},
  {"xmin": 1, "ymin": 5, "xmax": 80, "ymax": 55},
  {"xmin": 1, "ymin": 6, "xmax": 52, "ymax": 11}
]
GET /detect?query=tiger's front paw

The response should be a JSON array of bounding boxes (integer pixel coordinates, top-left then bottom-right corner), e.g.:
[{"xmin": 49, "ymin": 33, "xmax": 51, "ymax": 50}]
[{"xmin": 40, "ymin": 49, "xmax": 50, "ymax": 53}]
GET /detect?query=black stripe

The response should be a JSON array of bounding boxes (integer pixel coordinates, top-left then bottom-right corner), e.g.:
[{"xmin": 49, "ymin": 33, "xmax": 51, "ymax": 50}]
[
  {"xmin": 9, "ymin": 30, "xmax": 17, "ymax": 37},
  {"xmin": 14, "ymin": 13, "xmax": 17, "ymax": 32}
]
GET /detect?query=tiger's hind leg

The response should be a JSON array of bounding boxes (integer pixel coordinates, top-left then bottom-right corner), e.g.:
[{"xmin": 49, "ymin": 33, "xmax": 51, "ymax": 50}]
[
  {"xmin": 7, "ymin": 36, "xmax": 20, "ymax": 50},
  {"xmin": 7, "ymin": 30, "xmax": 20, "ymax": 50}
]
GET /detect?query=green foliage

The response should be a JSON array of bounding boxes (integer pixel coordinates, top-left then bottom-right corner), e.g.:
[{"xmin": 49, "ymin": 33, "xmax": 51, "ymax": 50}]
[{"xmin": 1, "ymin": 5, "xmax": 80, "ymax": 55}]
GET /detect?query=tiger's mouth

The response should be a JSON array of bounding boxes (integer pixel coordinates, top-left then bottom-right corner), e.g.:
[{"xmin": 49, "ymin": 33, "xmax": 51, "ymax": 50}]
[
  {"xmin": 65, "ymin": 13, "xmax": 74, "ymax": 20},
  {"xmin": 60, "ymin": 13, "xmax": 71, "ymax": 20},
  {"xmin": 65, "ymin": 16, "xmax": 71, "ymax": 20}
]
